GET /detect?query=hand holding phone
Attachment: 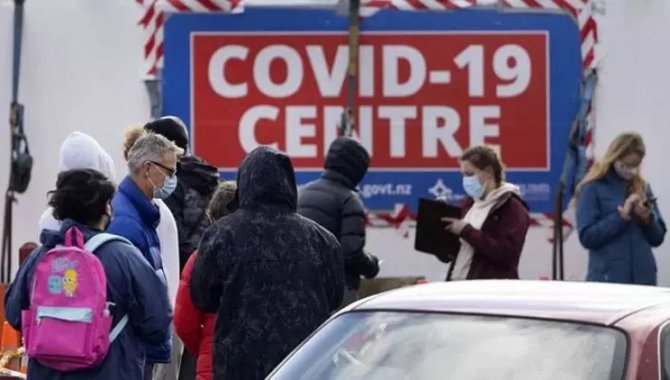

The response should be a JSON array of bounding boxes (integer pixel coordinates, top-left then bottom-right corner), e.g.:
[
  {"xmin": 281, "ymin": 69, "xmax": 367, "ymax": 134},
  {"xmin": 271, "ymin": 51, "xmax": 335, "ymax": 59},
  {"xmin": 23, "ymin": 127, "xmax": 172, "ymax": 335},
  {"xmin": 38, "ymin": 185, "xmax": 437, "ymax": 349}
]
[
  {"xmin": 644, "ymin": 196, "xmax": 658, "ymax": 208},
  {"xmin": 633, "ymin": 197, "xmax": 655, "ymax": 224}
]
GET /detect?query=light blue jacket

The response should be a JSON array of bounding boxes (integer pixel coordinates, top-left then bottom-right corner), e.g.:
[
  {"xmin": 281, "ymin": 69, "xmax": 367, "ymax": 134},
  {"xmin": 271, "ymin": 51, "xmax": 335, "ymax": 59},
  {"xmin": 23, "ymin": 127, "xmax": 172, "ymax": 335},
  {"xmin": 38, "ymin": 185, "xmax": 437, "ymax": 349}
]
[{"xmin": 577, "ymin": 170, "xmax": 666, "ymax": 285}]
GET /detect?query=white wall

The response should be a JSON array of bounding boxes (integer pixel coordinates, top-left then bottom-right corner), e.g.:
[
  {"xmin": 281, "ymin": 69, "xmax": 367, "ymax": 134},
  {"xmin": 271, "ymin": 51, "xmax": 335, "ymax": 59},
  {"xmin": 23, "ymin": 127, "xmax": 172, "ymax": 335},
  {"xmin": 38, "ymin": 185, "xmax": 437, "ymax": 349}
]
[
  {"xmin": 0, "ymin": 0, "xmax": 668, "ymax": 284},
  {"xmin": 0, "ymin": 0, "xmax": 150, "ymax": 277}
]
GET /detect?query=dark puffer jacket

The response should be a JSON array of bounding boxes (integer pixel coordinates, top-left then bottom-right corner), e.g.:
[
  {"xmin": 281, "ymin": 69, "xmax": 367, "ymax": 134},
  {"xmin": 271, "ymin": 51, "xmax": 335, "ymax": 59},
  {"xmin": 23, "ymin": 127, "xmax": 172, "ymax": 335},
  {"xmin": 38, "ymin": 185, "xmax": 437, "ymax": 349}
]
[
  {"xmin": 164, "ymin": 155, "xmax": 219, "ymax": 270},
  {"xmin": 298, "ymin": 137, "xmax": 379, "ymax": 290},
  {"xmin": 190, "ymin": 146, "xmax": 344, "ymax": 380}
]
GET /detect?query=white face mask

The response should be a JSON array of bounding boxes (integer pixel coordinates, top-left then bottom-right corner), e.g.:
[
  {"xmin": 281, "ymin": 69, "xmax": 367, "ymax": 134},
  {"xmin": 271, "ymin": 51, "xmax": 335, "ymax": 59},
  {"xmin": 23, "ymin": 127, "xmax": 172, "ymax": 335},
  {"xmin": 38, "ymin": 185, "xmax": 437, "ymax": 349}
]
[
  {"xmin": 613, "ymin": 161, "xmax": 639, "ymax": 181},
  {"xmin": 151, "ymin": 174, "xmax": 177, "ymax": 199},
  {"xmin": 147, "ymin": 161, "xmax": 178, "ymax": 199},
  {"xmin": 462, "ymin": 175, "xmax": 485, "ymax": 199}
]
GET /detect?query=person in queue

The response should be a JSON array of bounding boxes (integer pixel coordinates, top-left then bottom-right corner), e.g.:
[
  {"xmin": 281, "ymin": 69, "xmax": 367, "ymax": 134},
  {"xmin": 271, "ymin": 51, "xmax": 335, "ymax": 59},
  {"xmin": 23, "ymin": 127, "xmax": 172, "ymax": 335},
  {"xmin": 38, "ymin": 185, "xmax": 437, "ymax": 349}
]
[
  {"xmin": 108, "ymin": 133, "xmax": 182, "ymax": 379},
  {"xmin": 190, "ymin": 146, "xmax": 344, "ymax": 380},
  {"xmin": 576, "ymin": 132, "xmax": 666, "ymax": 285},
  {"xmin": 5, "ymin": 169, "xmax": 172, "ymax": 379},
  {"xmin": 441, "ymin": 145, "xmax": 530, "ymax": 280},
  {"xmin": 38, "ymin": 131, "xmax": 116, "ymax": 235},
  {"xmin": 144, "ymin": 116, "xmax": 219, "ymax": 272},
  {"xmin": 122, "ymin": 126, "xmax": 183, "ymax": 380},
  {"xmin": 174, "ymin": 181, "xmax": 237, "ymax": 380},
  {"xmin": 298, "ymin": 136, "xmax": 379, "ymax": 307}
]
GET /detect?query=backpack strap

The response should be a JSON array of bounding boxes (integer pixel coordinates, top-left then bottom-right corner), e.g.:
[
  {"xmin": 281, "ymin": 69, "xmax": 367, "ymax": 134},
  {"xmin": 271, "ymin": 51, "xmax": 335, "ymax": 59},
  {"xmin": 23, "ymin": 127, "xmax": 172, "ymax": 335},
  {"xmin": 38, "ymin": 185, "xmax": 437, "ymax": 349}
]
[
  {"xmin": 84, "ymin": 233, "xmax": 131, "ymax": 253},
  {"xmin": 84, "ymin": 233, "xmax": 132, "ymax": 342},
  {"xmin": 110, "ymin": 315, "xmax": 128, "ymax": 342}
]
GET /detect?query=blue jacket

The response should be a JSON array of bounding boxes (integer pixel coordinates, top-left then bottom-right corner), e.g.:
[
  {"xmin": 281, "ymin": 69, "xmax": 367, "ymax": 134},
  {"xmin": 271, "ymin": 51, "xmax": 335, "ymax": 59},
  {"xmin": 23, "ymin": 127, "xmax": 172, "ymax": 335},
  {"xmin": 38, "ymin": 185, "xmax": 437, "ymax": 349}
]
[
  {"xmin": 107, "ymin": 176, "xmax": 172, "ymax": 363},
  {"xmin": 4, "ymin": 220, "xmax": 172, "ymax": 380},
  {"xmin": 577, "ymin": 171, "xmax": 666, "ymax": 285}
]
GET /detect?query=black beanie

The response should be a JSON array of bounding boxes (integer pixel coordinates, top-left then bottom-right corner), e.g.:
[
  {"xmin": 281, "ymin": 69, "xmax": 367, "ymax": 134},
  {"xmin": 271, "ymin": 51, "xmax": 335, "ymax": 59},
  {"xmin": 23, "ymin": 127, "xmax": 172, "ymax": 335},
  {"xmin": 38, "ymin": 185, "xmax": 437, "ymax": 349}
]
[{"xmin": 144, "ymin": 116, "xmax": 189, "ymax": 152}]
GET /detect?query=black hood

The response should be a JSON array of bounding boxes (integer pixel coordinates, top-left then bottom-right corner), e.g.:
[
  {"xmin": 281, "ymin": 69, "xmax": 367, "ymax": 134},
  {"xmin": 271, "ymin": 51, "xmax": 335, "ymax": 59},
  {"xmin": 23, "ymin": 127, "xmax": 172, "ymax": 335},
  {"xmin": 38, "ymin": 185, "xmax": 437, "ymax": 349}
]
[
  {"xmin": 323, "ymin": 137, "xmax": 370, "ymax": 189},
  {"xmin": 178, "ymin": 156, "xmax": 219, "ymax": 195},
  {"xmin": 237, "ymin": 146, "xmax": 297, "ymax": 211}
]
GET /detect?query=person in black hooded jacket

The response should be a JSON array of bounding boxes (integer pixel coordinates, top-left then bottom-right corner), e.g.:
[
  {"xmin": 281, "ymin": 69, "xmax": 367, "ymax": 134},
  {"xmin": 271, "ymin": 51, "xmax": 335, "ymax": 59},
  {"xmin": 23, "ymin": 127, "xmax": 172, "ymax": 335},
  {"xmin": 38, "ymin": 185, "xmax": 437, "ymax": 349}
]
[
  {"xmin": 190, "ymin": 146, "xmax": 344, "ymax": 380},
  {"xmin": 144, "ymin": 116, "xmax": 220, "ymax": 270},
  {"xmin": 298, "ymin": 136, "xmax": 380, "ymax": 307}
]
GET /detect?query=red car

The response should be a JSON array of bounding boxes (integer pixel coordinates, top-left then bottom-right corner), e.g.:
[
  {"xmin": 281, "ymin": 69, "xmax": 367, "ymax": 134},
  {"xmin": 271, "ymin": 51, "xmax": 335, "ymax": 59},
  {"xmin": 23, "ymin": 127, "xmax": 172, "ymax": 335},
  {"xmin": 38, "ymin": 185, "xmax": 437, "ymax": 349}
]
[{"xmin": 268, "ymin": 280, "xmax": 670, "ymax": 380}]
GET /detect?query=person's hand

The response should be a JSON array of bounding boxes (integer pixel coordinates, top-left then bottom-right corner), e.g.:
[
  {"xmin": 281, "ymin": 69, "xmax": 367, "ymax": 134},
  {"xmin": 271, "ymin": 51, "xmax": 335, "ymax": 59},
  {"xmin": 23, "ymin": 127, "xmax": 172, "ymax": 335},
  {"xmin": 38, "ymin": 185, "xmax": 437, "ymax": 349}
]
[
  {"xmin": 365, "ymin": 251, "xmax": 379, "ymax": 266},
  {"xmin": 363, "ymin": 251, "xmax": 380, "ymax": 279},
  {"xmin": 618, "ymin": 193, "xmax": 641, "ymax": 220},
  {"xmin": 633, "ymin": 202, "xmax": 652, "ymax": 224},
  {"xmin": 442, "ymin": 217, "xmax": 468, "ymax": 235}
]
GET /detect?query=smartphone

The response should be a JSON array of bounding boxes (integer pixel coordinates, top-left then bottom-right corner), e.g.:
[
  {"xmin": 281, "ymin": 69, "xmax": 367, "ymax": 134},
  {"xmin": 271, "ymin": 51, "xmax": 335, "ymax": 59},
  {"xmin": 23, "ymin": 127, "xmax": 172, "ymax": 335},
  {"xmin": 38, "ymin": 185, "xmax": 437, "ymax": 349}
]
[{"xmin": 645, "ymin": 197, "xmax": 658, "ymax": 208}]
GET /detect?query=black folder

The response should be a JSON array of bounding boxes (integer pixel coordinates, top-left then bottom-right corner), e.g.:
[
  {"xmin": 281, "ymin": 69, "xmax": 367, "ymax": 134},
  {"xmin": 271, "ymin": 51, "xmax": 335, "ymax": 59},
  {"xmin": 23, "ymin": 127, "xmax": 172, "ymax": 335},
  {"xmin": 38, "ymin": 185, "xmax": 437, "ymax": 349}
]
[{"xmin": 414, "ymin": 198, "xmax": 462, "ymax": 263}]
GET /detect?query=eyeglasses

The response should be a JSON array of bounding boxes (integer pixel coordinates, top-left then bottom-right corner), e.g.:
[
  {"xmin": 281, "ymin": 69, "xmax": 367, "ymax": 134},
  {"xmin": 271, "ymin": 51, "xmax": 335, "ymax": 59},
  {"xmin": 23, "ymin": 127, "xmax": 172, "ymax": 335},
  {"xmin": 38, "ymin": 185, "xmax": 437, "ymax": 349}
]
[{"xmin": 149, "ymin": 161, "xmax": 177, "ymax": 177}]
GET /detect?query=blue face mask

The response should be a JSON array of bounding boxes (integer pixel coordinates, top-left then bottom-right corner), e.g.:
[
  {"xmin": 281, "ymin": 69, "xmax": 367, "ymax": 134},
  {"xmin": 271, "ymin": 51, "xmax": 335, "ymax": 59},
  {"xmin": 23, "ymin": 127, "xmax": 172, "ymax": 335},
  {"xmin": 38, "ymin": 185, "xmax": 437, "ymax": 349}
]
[
  {"xmin": 153, "ymin": 174, "xmax": 177, "ymax": 199},
  {"xmin": 462, "ymin": 175, "xmax": 485, "ymax": 199}
]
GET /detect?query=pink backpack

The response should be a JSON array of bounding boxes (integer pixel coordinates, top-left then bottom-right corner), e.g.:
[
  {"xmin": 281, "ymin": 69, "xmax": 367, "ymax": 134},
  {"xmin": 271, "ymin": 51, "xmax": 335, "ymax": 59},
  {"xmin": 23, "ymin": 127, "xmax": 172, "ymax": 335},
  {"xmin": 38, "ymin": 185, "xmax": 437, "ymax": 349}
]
[{"xmin": 21, "ymin": 226, "xmax": 130, "ymax": 371}]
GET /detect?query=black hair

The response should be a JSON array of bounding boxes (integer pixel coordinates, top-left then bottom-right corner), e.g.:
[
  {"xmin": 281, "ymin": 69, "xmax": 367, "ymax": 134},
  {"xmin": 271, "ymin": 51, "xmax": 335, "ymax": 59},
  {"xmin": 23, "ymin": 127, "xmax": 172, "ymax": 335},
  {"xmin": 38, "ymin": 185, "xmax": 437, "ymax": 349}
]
[{"xmin": 48, "ymin": 169, "xmax": 115, "ymax": 226}]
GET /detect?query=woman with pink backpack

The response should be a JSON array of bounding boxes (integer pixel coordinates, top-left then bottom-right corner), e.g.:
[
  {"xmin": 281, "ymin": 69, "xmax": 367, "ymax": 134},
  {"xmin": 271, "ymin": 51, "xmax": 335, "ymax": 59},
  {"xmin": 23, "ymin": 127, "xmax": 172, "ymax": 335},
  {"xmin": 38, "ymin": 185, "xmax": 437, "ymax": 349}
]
[{"xmin": 5, "ymin": 169, "xmax": 173, "ymax": 379}]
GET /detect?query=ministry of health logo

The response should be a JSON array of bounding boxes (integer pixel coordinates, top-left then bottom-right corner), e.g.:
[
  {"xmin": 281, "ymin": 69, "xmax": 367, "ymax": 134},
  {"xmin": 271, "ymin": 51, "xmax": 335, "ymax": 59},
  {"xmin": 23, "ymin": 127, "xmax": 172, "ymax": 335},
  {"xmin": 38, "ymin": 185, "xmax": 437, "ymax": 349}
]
[{"xmin": 428, "ymin": 179, "xmax": 453, "ymax": 201}]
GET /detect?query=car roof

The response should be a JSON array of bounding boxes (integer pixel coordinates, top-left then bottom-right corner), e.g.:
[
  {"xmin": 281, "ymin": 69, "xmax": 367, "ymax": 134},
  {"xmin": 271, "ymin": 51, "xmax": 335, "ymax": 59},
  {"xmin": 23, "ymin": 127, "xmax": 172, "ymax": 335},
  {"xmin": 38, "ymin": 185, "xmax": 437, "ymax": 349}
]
[{"xmin": 349, "ymin": 280, "xmax": 670, "ymax": 326}]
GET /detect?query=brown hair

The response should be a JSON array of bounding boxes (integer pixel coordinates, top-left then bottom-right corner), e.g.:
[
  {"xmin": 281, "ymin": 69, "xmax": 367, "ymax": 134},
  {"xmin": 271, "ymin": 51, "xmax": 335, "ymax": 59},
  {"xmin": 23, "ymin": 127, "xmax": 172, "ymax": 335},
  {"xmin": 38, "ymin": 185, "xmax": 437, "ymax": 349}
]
[
  {"xmin": 123, "ymin": 125, "xmax": 147, "ymax": 160},
  {"xmin": 461, "ymin": 145, "xmax": 504, "ymax": 185},
  {"xmin": 207, "ymin": 181, "xmax": 237, "ymax": 221},
  {"xmin": 577, "ymin": 132, "xmax": 646, "ymax": 198}
]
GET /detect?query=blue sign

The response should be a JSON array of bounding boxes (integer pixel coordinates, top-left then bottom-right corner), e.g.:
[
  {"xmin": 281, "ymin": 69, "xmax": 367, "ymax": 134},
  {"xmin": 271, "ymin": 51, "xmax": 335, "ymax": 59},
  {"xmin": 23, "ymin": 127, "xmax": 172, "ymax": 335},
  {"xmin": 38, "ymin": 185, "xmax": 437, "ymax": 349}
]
[{"xmin": 163, "ymin": 7, "xmax": 582, "ymax": 213}]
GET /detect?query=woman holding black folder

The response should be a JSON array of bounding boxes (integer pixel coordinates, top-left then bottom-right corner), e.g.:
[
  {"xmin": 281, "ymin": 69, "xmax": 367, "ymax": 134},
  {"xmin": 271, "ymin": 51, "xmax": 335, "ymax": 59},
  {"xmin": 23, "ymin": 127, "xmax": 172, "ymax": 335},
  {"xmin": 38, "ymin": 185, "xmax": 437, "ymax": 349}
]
[{"xmin": 441, "ymin": 146, "xmax": 531, "ymax": 280}]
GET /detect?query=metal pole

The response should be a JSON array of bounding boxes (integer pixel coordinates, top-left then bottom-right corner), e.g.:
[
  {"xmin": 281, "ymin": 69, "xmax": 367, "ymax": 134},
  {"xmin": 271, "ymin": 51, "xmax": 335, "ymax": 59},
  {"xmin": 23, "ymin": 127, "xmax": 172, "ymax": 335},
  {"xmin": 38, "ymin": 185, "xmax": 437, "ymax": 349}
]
[
  {"xmin": 3, "ymin": 0, "xmax": 28, "ymax": 283},
  {"xmin": 341, "ymin": 0, "xmax": 360, "ymax": 137},
  {"xmin": 551, "ymin": 188, "xmax": 560, "ymax": 280},
  {"xmin": 11, "ymin": 0, "xmax": 25, "ymax": 103}
]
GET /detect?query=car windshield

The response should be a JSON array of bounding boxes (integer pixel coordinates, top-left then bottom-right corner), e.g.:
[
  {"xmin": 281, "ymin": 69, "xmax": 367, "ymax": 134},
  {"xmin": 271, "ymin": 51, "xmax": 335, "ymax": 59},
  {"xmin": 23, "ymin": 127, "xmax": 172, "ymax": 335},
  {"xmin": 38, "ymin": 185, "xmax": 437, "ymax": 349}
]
[{"xmin": 268, "ymin": 311, "xmax": 627, "ymax": 380}]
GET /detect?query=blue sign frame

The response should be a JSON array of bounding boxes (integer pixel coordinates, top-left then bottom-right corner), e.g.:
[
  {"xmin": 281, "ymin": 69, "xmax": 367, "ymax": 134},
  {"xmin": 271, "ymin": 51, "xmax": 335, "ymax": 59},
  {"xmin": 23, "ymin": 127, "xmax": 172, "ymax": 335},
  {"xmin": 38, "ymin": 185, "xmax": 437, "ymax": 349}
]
[{"xmin": 163, "ymin": 7, "xmax": 582, "ymax": 213}]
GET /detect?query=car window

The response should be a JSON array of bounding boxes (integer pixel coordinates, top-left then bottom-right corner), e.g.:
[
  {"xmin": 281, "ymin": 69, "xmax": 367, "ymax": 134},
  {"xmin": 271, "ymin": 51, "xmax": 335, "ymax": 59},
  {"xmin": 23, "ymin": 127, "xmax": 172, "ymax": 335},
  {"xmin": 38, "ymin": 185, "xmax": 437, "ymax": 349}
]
[{"xmin": 268, "ymin": 311, "xmax": 627, "ymax": 380}]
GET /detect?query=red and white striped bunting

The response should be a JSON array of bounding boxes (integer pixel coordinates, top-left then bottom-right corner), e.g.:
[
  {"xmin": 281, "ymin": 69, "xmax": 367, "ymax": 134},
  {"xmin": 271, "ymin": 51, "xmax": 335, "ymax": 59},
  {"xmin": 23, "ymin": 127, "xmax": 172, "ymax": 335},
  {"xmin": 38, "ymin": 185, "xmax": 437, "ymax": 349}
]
[
  {"xmin": 136, "ymin": 0, "xmax": 244, "ymax": 77},
  {"xmin": 365, "ymin": 204, "xmax": 575, "ymax": 244},
  {"xmin": 360, "ymin": 0, "xmax": 597, "ymax": 69}
]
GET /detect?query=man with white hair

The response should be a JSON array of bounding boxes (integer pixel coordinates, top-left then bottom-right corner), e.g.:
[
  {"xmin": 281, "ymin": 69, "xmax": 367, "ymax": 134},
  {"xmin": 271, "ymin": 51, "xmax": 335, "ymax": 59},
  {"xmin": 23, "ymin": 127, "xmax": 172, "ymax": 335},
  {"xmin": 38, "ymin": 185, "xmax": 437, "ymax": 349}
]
[
  {"xmin": 108, "ymin": 133, "xmax": 181, "ymax": 380},
  {"xmin": 143, "ymin": 116, "xmax": 219, "ymax": 272}
]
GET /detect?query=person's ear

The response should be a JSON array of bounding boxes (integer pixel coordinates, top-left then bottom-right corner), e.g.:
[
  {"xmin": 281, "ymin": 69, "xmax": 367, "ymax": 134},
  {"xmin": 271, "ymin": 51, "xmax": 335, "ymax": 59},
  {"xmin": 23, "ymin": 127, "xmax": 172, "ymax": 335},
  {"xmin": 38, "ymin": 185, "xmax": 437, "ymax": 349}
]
[
  {"xmin": 143, "ymin": 162, "xmax": 153, "ymax": 178},
  {"xmin": 476, "ymin": 168, "xmax": 490, "ymax": 183},
  {"xmin": 484, "ymin": 166, "xmax": 496, "ymax": 181}
]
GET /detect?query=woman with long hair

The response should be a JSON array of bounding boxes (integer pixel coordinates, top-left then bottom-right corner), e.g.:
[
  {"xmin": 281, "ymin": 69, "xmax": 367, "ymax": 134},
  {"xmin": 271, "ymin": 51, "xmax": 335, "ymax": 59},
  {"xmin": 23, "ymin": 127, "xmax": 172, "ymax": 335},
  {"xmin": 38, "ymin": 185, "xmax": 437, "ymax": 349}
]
[{"xmin": 576, "ymin": 132, "xmax": 666, "ymax": 285}]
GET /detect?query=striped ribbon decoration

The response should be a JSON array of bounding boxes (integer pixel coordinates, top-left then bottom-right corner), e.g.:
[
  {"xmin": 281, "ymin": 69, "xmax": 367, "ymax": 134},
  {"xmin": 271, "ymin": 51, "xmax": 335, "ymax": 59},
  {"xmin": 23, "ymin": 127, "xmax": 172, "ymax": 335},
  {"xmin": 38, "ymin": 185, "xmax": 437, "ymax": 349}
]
[{"xmin": 136, "ymin": 0, "xmax": 244, "ymax": 77}]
